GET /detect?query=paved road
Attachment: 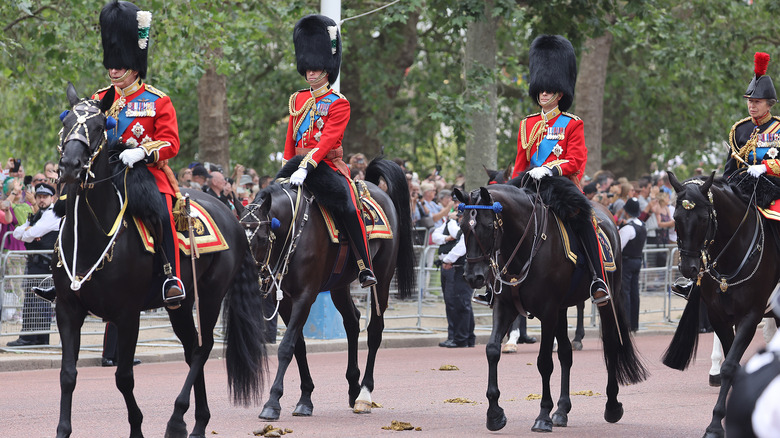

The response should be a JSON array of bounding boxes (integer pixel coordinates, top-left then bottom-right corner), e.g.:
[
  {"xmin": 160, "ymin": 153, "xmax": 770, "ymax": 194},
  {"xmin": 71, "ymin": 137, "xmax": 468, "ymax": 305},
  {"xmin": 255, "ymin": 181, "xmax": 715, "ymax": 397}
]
[{"xmin": 0, "ymin": 332, "xmax": 765, "ymax": 437}]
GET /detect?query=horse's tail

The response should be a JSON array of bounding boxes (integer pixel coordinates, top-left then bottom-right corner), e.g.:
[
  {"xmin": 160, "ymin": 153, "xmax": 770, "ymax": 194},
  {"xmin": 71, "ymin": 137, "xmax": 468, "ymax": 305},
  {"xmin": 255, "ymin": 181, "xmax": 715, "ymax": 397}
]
[
  {"xmin": 223, "ymin": 249, "xmax": 268, "ymax": 406},
  {"xmin": 662, "ymin": 285, "xmax": 701, "ymax": 370},
  {"xmin": 598, "ymin": 297, "xmax": 649, "ymax": 385},
  {"xmin": 365, "ymin": 157, "xmax": 416, "ymax": 299}
]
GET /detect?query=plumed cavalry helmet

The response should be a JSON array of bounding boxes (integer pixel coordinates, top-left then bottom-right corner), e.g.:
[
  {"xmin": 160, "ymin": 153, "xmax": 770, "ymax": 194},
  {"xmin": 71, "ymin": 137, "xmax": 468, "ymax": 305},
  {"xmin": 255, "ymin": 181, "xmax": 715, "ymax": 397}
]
[
  {"xmin": 99, "ymin": 1, "xmax": 152, "ymax": 79},
  {"xmin": 744, "ymin": 52, "xmax": 777, "ymax": 101},
  {"xmin": 528, "ymin": 35, "xmax": 578, "ymax": 112},
  {"xmin": 294, "ymin": 14, "xmax": 342, "ymax": 84}
]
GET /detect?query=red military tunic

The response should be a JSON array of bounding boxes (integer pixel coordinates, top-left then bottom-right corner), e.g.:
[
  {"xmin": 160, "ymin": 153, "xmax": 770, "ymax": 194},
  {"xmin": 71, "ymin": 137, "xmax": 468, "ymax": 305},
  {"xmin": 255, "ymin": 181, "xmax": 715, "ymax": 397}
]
[
  {"xmin": 284, "ymin": 87, "xmax": 350, "ymax": 176},
  {"xmin": 512, "ymin": 107, "xmax": 587, "ymax": 185},
  {"xmin": 92, "ymin": 79, "xmax": 180, "ymax": 196}
]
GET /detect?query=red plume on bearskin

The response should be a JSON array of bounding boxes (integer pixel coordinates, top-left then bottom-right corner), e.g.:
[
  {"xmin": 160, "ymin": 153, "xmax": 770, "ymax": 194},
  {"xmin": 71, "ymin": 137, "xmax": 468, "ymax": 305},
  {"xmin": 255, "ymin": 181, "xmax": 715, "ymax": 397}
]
[{"xmin": 755, "ymin": 52, "xmax": 770, "ymax": 76}]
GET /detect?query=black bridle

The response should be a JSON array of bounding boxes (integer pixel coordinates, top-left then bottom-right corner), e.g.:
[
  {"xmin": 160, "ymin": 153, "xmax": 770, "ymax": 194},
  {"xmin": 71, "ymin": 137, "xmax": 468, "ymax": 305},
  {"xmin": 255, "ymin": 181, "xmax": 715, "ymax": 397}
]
[
  {"xmin": 461, "ymin": 189, "xmax": 549, "ymax": 294},
  {"xmin": 678, "ymin": 179, "xmax": 764, "ymax": 292}
]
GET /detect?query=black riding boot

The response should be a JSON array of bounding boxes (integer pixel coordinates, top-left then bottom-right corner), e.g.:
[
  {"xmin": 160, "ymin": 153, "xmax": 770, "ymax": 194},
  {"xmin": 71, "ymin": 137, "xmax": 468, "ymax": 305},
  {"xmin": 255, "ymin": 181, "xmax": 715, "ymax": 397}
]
[
  {"xmin": 472, "ymin": 284, "xmax": 493, "ymax": 307},
  {"xmin": 339, "ymin": 211, "xmax": 376, "ymax": 288},
  {"xmin": 580, "ymin": 225, "xmax": 610, "ymax": 307},
  {"xmin": 671, "ymin": 278, "xmax": 693, "ymax": 300}
]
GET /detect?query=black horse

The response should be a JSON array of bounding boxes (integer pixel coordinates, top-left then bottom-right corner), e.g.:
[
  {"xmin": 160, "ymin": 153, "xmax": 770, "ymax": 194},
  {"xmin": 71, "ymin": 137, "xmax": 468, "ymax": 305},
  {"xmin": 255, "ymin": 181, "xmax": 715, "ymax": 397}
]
[
  {"xmin": 484, "ymin": 166, "xmax": 587, "ymax": 350},
  {"xmin": 53, "ymin": 83, "xmax": 267, "ymax": 438},
  {"xmin": 455, "ymin": 180, "xmax": 647, "ymax": 433},
  {"xmin": 241, "ymin": 157, "xmax": 415, "ymax": 419},
  {"xmin": 662, "ymin": 171, "xmax": 780, "ymax": 438}
]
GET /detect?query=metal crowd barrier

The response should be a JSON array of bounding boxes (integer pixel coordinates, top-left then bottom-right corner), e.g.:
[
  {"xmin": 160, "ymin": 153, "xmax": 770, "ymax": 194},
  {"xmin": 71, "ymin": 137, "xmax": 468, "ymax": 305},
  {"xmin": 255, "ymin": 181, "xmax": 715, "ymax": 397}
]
[{"xmin": 0, "ymin": 241, "xmax": 185, "ymax": 352}]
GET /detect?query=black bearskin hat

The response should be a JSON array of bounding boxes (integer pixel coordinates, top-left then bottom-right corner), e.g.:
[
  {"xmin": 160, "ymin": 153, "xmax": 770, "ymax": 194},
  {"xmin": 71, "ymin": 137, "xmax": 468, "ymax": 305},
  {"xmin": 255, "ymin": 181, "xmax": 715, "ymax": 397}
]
[
  {"xmin": 100, "ymin": 1, "xmax": 151, "ymax": 79},
  {"xmin": 744, "ymin": 52, "xmax": 777, "ymax": 101},
  {"xmin": 528, "ymin": 35, "xmax": 578, "ymax": 112},
  {"xmin": 294, "ymin": 14, "xmax": 342, "ymax": 84}
]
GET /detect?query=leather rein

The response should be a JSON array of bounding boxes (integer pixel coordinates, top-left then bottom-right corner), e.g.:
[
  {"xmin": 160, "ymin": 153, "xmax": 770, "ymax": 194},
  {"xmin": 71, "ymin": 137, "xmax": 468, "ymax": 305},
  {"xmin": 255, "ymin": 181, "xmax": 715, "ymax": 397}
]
[
  {"xmin": 461, "ymin": 189, "xmax": 549, "ymax": 296},
  {"xmin": 679, "ymin": 179, "xmax": 764, "ymax": 293}
]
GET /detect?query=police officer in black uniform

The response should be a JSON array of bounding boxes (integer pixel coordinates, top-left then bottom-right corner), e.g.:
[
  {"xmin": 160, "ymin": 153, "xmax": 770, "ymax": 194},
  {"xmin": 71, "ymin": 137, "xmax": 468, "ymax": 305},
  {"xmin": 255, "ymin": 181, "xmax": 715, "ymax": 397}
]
[
  {"xmin": 432, "ymin": 209, "xmax": 475, "ymax": 348},
  {"xmin": 7, "ymin": 183, "xmax": 60, "ymax": 346},
  {"xmin": 619, "ymin": 198, "xmax": 647, "ymax": 332}
]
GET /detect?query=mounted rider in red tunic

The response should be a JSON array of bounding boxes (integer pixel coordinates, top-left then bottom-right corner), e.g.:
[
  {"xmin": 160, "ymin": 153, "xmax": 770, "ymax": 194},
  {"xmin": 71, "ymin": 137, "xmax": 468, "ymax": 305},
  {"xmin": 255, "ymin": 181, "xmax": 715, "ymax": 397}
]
[
  {"xmin": 92, "ymin": 0, "xmax": 185, "ymax": 308},
  {"xmin": 512, "ymin": 35, "xmax": 610, "ymax": 306},
  {"xmin": 283, "ymin": 14, "xmax": 376, "ymax": 288}
]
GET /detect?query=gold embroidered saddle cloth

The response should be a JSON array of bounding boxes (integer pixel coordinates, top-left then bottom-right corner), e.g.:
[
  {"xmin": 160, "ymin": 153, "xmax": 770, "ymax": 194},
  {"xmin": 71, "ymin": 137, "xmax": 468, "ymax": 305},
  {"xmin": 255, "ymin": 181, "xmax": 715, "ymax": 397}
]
[
  {"xmin": 554, "ymin": 215, "xmax": 617, "ymax": 272},
  {"xmin": 133, "ymin": 199, "xmax": 229, "ymax": 256},
  {"xmin": 321, "ymin": 189, "xmax": 393, "ymax": 244}
]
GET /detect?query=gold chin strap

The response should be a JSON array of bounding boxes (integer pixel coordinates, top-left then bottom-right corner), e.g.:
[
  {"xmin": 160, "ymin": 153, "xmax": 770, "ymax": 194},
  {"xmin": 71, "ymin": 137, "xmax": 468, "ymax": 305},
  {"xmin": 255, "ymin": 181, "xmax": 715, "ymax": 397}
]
[
  {"xmin": 109, "ymin": 69, "xmax": 135, "ymax": 84},
  {"xmin": 306, "ymin": 71, "xmax": 328, "ymax": 86}
]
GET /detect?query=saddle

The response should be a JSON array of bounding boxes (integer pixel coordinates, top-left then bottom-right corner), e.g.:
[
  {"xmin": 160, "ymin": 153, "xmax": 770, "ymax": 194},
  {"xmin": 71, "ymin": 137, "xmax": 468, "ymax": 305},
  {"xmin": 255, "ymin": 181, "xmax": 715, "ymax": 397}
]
[
  {"xmin": 133, "ymin": 198, "xmax": 229, "ymax": 256},
  {"xmin": 320, "ymin": 181, "xmax": 393, "ymax": 243},
  {"xmin": 554, "ymin": 214, "xmax": 616, "ymax": 272}
]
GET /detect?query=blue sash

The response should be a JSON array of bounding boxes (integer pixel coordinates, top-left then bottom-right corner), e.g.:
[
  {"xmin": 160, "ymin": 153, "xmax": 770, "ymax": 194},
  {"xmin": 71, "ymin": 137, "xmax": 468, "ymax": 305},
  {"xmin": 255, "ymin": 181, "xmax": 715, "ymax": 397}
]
[
  {"xmin": 108, "ymin": 89, "xmax": 158, "ymax": 144},
  {"xmin": 531, "ymin": 115, "xmax": 572, "ymax": 167},
  {"xmin": 296, "ymin": 92, "xmax": 340, "ymax": 143}
]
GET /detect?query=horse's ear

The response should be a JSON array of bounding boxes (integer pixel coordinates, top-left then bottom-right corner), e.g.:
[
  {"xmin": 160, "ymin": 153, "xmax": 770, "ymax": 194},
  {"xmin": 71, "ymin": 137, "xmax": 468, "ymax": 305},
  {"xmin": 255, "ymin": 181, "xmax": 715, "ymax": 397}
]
[
  {"xmin": 667, "ymin": 170, "xmax": 684, "ymax": 193},
  {"xmin": 452, "ymin": 187, "xmax": 466, "ymax": 204},
  {"xmin": 700, "ymin": 171, "xmax": 716, "ymax": 195},
  {"xmin": 66, "ymin": 82, "xmax": 80, "ymax": 107},
  {"xmin": 99, "ymin": 87, "xmax": 115, "ymax": 114},
  {"xmin": 479, "ymin": 186, "xmax": 492, "ymax": 205}
]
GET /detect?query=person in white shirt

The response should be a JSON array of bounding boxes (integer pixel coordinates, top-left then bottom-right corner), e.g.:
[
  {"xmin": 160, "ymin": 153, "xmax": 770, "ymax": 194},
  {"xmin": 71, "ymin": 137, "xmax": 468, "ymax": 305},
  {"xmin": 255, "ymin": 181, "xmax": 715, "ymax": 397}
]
[
  {"xmin": 618, "ymin": 198, "xmax": 646, "ymax": 332},
  {"xmin": 431, "ymin": 207, "xmax": 475, "ymax": 348},
  {"xmin": 6, "ymin": 183, "xmax": 60, "ymax": 347}
]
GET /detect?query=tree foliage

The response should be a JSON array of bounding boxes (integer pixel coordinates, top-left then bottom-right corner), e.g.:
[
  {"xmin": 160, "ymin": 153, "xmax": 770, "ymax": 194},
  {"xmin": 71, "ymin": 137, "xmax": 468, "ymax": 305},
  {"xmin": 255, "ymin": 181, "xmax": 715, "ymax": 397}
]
[{"xmin": 2, "ymin": 0, "xmax": 780, "ymax": 183}]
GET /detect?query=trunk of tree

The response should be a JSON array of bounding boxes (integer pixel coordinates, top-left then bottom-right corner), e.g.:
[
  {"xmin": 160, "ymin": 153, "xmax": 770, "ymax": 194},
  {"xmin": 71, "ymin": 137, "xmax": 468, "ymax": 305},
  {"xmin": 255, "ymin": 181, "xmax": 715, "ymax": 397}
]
[
  {"xmin": 341, "ymin": 14, "xmax": 419, "ymax": 160},
  {"xmin": 463, "ymin": 1, "xmax": 498, "ymax": 192},
  {"xmin": 574, "ymin": 32, "xmax": 613, "ymax": 178},
  {"xmin": 197, "ymin": 63, "xmax": 229, "ymax": 171}
]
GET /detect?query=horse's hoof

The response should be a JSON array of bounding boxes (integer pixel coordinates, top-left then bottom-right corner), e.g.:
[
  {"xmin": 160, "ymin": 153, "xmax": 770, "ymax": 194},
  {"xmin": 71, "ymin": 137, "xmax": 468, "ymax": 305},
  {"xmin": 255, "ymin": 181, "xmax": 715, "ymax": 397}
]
[
  {"xmin": 486, "ymin": 408, "xmax": 507, "ymax": 431},
  {"xmin": 188, "ymin": 434, "xmax": 206, "ymax": 438},
  {"xmin": 572, "ymin": 340, "xmax": 583, "ymax": 351},
  {"xmin": 501, "ymin": 343, "xmax": 518, "ymax": 354},
  {"xmin": 552, "ymin": 412, "xmax": 568, "ymax": 427},
  {"xmin": 709, "ymin": 374, "xmax": 721, "ymax": 387},
  {"xmin": 604, "ymin": 402, "xmax": 623, "ymax": 423},
  {"xmin": 353, "ymin": 399, "xmax": 372, "ymax": 414},
  {"xmin": 703, "ymin": 429, "xmax": 725, "ymax": 438},
  {"xmin": 292, "ymin": 403, "xmax": 313, "ymax": 416},
  {"xmin": 258, "ymin": 406, "xmax": 281, "ymax": 421},
  {"xmin": 531, "ymin": 418, "xmax": 553, "ymax": 432}
]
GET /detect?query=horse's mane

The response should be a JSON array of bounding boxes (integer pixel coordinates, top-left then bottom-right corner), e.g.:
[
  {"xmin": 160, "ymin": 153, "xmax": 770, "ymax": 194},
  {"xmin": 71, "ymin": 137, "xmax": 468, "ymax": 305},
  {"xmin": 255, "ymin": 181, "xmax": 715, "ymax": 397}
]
[
  {"xmin": 505, "ymin": 172, "xmax": 592, "ymax": 230},
  {"xmin": 108, "ymin": 140, "xmax": 168, "ymax": 224},
  {"xmin": 275, "ymin": 156, "xmax": 351, "ymax": 215}
]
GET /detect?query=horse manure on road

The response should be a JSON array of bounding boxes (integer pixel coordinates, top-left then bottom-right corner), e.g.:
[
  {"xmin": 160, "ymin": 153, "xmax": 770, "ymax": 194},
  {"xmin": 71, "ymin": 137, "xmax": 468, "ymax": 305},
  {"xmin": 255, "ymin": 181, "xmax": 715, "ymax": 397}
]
[
  {"xmin": 253, "ymin": 424, "xmax": 293, "ymax": 436},
  {"xmin": 437, "ymin": 364, "xmax": 459, "ymax": 371},
  {"xmin": 444, "ymin": 397, "xmax": 477, "ymax": 404},
  {"xmin": 381, "ymin": 420, "xmax": 421, "ymax": 431}
]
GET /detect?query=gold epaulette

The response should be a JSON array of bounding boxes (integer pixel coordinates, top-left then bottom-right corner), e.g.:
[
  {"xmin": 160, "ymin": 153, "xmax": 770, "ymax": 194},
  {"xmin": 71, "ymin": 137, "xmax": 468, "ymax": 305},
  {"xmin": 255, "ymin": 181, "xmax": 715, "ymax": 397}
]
[
  {"xmin": 562, "ymin": 111, "xmax": 581, "ymax": 121},
  {"xmin": 331, "ymin": 89, "xmax": 347, "ymax": 100},
  {"xmin": 92, "ymin": 85, "xmax": 112, "ymax": 100},
  {"xmin": 523, "ymin": 112, "xmax": 541, "ymax": 121},
  {"xmin": 144, "ymin": 84, "xmax": 167, "ymax": 98}
]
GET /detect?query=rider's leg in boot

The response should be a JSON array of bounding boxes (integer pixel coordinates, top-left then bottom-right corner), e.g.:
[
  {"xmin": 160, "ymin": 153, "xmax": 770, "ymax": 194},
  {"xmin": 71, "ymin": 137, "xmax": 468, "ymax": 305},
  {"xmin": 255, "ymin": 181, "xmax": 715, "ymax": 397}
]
[
  {"xmin": 472, "ymin": 284, "xmax": 493, "ymax": 307},
  {"xmin": 671, "ymin": 278, "xmax": 694, "ymax": 300},
  {"xmin": 583, "ymin": 221, "xmax": 610, "ymax": 307},
  {"xmin": 341, "ymin": 197, "xmax": 376, "ymax": 288},
  {"xmin": 160, "ymin": 195, "xmax": 185, "ymax": 309}
]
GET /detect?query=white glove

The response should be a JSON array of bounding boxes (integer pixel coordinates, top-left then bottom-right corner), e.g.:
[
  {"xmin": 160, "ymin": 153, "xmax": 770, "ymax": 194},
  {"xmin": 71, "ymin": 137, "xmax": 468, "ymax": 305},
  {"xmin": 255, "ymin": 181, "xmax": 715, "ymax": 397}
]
[
  {"xmin": 119, "ymin": 147, "xmax": 146, "ymax": 168},
  {"xmin": 290, "ymin": 168, "xmax": 308, "ymax": 186},
  {"xmin": 528, "ymin": 167, "xmax": 552, "ymax": 180},
  {"xmin": 747, "ymin": 164, "xmax": 767, "ymax": 177}
]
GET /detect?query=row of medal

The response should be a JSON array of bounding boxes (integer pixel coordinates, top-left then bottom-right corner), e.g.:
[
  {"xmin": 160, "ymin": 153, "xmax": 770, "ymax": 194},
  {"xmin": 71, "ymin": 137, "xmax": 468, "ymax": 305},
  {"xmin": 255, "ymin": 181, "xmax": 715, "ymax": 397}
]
[
  {"xmin": 756, "ymin": 133, "xmax": 780, "ymax": 148},
  {"xmin": 545, "ymin": 126, "xmax": 565, "ymax": 141}
]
